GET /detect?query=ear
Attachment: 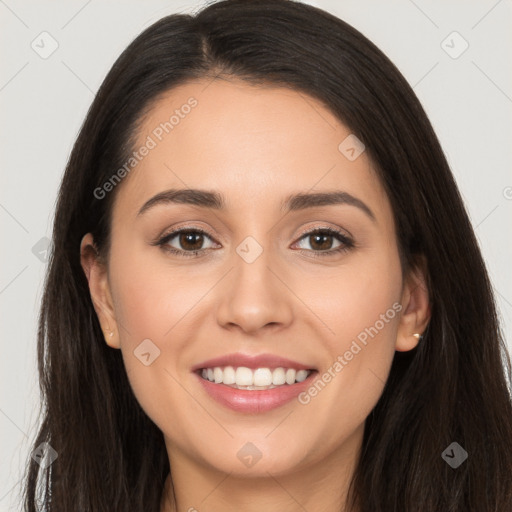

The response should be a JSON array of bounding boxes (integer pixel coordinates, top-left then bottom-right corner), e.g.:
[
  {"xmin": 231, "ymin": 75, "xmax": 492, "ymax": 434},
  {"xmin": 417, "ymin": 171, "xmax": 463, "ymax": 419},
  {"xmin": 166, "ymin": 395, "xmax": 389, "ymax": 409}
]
[
  {"xmin": 80, "ymin": 233, "xmax": 120, "ymax": 349},
  {"xmin": 395, "ymin": 256, "xmax": 431, "ymax": 352}
]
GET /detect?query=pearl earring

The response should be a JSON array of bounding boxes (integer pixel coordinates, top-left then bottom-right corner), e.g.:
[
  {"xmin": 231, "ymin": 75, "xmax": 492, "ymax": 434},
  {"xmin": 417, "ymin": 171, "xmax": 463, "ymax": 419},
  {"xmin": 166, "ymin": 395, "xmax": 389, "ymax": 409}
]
[{"xmin": 413, "ymin": 333, "xmax": 423, "ymax": 341}]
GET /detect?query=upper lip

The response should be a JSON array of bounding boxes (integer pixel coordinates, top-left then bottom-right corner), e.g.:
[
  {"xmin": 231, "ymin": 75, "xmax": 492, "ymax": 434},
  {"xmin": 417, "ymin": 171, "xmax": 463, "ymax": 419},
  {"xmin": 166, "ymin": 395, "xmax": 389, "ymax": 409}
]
[{"xmin": 191, "ymin": 353, "xmax": 316, "ymax": 372}]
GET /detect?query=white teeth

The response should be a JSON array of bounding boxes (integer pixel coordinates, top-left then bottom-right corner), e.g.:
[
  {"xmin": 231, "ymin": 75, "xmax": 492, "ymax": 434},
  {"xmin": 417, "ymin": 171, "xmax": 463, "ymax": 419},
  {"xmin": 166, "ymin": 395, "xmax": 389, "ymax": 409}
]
[
  {"xmin": 213, "ymin": 367, "xmax": 223, "ymax": 384},
  {"xmin": 235, "ymin": 367, "xmax": 253, "ymax": 386},
  {"xmin": 295, "ymin": 369, "xmax": 309, "ymax": 382},
  {"xmin": 200, "ymin": 365, "xmax": 312, "ymax": 388},
  {"xmin": 222, "ymin": 366, "xmax": 236, "ymax": 385},
  {"xmin": 272, "ymin": 367, "xmax": 286, "ymax": 385},
  {"xmin": 285, "ymin": 368, "xmax": 296, "ymax": 385},
  {"xmin": 253, "ymin": 368, "xmax": 272, "ymax": 387}
]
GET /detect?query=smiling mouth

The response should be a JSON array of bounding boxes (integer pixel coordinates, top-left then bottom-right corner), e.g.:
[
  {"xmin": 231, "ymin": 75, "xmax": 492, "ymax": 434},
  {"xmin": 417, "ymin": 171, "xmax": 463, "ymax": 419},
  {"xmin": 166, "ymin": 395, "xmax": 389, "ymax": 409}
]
[{"xmin": 197, "ymin": 366, "xmax": 316, "ymax": 390}]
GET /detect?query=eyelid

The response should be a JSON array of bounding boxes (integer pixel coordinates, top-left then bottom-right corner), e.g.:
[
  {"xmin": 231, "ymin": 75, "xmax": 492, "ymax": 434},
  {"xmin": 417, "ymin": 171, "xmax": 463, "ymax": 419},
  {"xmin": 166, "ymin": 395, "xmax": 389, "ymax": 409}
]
[
  {"xmin": 156, "ymin": 221, "xmax": 352, "ymax": 241},
  {"xmin": 154, "ymin": 225, "xmax": 219, "ymax": 248},
  {"xmin": 154, "ymin": 222, "xmax": 219, "ymax": 242},
  {"xmin": 293, "ymin": 223, "xmax": 353, "ymax": 242}
]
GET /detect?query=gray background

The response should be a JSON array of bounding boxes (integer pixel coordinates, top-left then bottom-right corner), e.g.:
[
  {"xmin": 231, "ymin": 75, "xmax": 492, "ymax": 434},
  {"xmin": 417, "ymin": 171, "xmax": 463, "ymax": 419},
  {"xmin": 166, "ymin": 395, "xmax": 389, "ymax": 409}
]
[{"xmin": 1, "ymin": 0, "xmax": 511, "ymax": 509}]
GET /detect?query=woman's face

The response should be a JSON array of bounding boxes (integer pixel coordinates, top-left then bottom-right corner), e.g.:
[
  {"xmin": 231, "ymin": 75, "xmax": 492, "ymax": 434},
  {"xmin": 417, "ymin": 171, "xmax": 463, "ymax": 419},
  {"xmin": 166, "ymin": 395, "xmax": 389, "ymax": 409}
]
[{"xmin": 82, "ymin": 78, "xmax": 427, "ymax": 481}]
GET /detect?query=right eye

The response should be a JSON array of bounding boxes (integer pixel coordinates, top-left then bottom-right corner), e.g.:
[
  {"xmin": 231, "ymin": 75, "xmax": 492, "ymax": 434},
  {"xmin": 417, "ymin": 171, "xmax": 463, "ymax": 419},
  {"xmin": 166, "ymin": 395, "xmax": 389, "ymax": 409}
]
[{"xmin": 155, "ymin": 228, "xmax": 220, "ymax": 257}]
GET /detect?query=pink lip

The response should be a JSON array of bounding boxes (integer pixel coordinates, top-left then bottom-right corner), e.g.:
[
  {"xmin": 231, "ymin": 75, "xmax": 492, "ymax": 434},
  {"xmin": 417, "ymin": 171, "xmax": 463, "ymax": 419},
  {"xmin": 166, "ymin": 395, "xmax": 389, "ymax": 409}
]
[
  {"xmin": 191, "ymin": 352, "xmax": 315, "ymax": 371},
  {"xmin": 194, "ymin": 370, "xmax": 317, "ymax": 413}
]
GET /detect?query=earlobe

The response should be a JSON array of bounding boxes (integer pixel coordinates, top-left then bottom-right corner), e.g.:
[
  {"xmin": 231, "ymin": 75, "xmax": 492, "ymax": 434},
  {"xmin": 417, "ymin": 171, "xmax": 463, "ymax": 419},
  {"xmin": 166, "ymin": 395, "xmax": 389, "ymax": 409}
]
[
  {"xmin": 395, "ymin": 258, "xmax": 431, "ymax": 352},
  {"xmin": 80, "ymin": 233, "xmax": 121, "ymax": 349}
]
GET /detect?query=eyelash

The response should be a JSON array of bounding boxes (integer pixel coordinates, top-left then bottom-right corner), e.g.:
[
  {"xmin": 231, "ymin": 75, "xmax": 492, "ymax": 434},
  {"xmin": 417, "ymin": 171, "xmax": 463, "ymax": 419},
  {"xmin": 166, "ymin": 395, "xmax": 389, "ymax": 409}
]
[{"xmin": 153, "ymin": 226, "xmax": 354, "ymax": 259}]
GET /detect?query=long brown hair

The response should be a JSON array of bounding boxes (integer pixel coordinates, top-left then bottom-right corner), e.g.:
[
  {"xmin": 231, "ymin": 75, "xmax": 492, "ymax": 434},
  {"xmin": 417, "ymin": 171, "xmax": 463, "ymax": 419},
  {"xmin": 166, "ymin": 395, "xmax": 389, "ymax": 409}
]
[{"xmin": 23, "ymin": 1, "xmax": 512, "ymax": 510}]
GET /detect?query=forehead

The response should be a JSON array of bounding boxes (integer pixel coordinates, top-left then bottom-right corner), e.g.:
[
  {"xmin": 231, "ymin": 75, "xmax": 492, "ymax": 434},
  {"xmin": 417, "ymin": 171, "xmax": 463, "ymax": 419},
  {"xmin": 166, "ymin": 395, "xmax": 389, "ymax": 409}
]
[{"xmin": 112, "ymin": 78, "xmax": 391, "ymax": 222}]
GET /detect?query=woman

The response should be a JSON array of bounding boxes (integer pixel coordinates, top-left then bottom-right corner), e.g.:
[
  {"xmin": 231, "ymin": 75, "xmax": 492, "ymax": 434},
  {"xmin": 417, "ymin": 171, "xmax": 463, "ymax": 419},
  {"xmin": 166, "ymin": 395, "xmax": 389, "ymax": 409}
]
[{"xmin": 22, "ymin": 0, "xmax": 512, "ymax": 510}]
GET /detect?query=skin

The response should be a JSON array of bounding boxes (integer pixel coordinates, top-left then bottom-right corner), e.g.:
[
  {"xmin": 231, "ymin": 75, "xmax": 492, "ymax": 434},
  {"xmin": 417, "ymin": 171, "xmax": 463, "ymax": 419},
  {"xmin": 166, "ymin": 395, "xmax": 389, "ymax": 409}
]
[{"xmin": 80, "ymin": 78, "xmax": 430, "ymax": 512}]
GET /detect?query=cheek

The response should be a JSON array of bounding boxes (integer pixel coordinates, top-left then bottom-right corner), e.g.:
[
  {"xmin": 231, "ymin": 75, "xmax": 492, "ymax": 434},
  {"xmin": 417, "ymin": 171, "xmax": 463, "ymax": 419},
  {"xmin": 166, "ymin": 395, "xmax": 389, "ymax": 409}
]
[
  {"xmin": 295, "ymin": 247, "xmax": 402, "ymax": 435},
  {"xmin": 107, "ymin": 251, "xmax": 197, "ymax": 438},
  {"xmin": 308, "ymin": 244, "xmax": 402, "ymax": 353},
  {"xmin": 107, "ymin": 246, "xmax": 219, "ymax": 417},
  {"xmin": 109, "ymin": 244, "xmax": 207, "ymax": 343}
]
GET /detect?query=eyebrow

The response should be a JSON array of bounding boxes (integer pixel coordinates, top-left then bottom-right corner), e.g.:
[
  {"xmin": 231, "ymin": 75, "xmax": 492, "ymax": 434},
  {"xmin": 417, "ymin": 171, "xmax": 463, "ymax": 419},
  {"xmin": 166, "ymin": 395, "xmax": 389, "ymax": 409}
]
[{"xmin": 137, "ymin": 188, "xmax": 376, "ymax": 222}]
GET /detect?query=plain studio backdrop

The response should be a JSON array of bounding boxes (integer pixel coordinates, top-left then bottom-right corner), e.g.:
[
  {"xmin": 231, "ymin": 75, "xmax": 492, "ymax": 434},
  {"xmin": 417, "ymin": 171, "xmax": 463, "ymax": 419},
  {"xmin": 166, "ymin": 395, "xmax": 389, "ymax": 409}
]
[{"xmin": 0, "ymin": 0, "xmax": 511, "ymax": 509}]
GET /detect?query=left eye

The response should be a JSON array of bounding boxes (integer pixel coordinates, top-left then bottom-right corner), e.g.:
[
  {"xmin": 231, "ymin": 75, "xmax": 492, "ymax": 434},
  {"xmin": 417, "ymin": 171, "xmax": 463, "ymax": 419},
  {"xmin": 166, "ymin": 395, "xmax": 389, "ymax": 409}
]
[{"xmin": 294, "ymin": 229, "xmax": 347, "ymax": 252}]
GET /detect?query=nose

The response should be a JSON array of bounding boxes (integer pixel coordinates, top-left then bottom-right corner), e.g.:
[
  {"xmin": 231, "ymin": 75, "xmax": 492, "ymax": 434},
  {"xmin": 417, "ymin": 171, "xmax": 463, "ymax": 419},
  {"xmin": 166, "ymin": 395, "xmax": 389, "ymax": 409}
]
[{"xmin": 215, "ymin": 244, "xmax": 294, "ymax": 335}]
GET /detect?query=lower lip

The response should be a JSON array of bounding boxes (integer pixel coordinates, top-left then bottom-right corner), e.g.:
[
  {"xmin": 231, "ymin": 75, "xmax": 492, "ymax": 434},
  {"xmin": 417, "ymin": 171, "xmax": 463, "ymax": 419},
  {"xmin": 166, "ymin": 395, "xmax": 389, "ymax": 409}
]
[{"xmin": 195, "ymin": 371, "xmax": 317, "ymax": 413}]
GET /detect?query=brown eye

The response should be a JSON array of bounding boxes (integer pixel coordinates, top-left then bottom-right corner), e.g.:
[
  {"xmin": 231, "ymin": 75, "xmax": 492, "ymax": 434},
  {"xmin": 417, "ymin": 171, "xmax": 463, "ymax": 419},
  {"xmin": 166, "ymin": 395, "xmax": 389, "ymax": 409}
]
[
  {"xmin": 155, "ymin": 228, "xmax": 218, "ymax": 257},
  {"xmin": 307, "ymin": 232, "xmax": 335, "ymax": 251},
  {"xmin": 293, "ymin": 228, "xmax": 354, "ymax": 258},
  {"xmin": 177, "ymin": 231, "xmax": 205, "ymax": 251}
]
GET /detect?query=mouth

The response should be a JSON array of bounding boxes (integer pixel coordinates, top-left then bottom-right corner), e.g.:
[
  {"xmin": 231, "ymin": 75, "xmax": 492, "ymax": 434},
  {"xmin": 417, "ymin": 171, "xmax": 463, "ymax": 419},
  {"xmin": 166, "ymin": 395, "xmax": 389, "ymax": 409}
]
[{"xmin": 192, "ymin": 354, "xmax": 318, "ymax": 413}]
